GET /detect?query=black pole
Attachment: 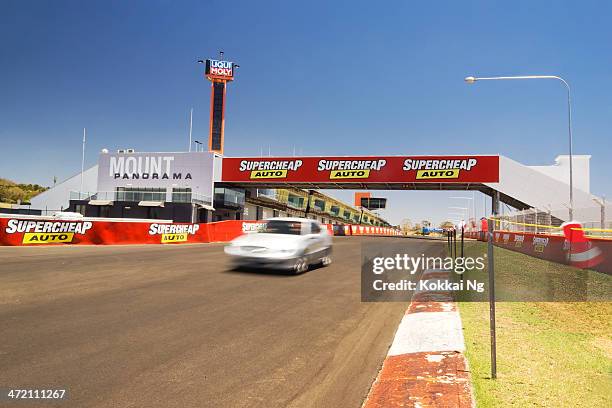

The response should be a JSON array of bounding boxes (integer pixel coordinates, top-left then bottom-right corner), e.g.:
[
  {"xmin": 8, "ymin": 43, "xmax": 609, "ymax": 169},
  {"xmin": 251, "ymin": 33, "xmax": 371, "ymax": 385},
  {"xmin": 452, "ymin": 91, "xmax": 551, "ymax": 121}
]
[
  {"xmin": 453, "ymin": 228, "xmax": 457, "ymax": 260},
  {"xmin": 488, "ymin": 191, "xmax": 500, "ymax": 380},
  {"xmin": 460, "ymin": 224, "xmax": 465, "ymax": 281},
  {"xmin": 304, "ymin": 189, "xmax": 314, "ymax": 218}
]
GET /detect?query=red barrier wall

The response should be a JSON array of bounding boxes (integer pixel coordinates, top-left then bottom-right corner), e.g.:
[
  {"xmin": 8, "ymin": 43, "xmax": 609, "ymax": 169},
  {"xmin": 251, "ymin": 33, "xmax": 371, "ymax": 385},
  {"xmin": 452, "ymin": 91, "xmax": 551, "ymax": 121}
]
[
  {"xmin": 465, "ymin": 230, "xmax": 611, "ymax": 275},
  {"xmin": 0, "ymin": 217, "xmax": 401, "ymax": 247}
]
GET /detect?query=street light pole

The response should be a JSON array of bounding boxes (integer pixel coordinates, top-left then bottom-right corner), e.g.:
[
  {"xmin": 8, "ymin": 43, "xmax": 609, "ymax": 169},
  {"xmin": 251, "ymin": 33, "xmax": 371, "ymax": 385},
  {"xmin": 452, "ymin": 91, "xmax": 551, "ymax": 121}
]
[
  {"xmin": 80, "ymin": 128, "xmax": 86, "ymax": 198},
  {"xmin": 465, "ymin": 75, "xmax": 574, "ymax": 220},
  {"xmin": 188, "ymin": 107, "xmax": 193, "ymax": 152},
  {"xmin": 451, "ymin": 196, "xmax": 475, "ymax": 227},
  {"xmin": 449, "ymin": 206, "xmax": 469, "ymax": 220}
]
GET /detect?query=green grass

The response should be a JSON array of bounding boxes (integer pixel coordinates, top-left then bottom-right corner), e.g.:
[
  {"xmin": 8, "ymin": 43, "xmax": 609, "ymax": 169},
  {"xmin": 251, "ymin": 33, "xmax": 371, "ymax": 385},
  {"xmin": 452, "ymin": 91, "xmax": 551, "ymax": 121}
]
[{"xmin": 457, "ymin": 242, "xmax": 612, "ymax": 407}]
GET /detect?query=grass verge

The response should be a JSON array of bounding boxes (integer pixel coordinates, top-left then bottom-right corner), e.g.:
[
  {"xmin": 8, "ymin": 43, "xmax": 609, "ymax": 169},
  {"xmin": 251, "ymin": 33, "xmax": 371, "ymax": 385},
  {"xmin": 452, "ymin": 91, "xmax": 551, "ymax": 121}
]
[{"xmin": 458, "ymin": 242, "xmax": 611, "ymax": 407}]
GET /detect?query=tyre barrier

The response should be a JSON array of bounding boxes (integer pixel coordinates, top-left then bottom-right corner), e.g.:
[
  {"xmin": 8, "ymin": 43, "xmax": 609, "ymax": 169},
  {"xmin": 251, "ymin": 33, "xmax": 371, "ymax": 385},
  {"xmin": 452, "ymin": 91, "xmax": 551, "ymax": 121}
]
[{"xmin": 463, "ymin": 225, "xmax": 611, "ymax": 275}]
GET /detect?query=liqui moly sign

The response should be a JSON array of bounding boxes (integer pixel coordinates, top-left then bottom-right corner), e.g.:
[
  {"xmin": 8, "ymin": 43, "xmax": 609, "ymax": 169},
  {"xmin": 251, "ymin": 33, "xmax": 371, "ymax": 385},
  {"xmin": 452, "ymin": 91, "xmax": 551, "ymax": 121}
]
[{"xmin": 205, "ymin": 59, "xmax": 234, "ymax": 79}]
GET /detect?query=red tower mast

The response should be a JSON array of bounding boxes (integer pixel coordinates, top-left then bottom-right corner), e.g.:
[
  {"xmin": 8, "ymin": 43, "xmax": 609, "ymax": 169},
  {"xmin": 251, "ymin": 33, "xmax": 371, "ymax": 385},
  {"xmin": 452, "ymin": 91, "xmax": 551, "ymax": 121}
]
[{"xmin": 203, "ymin": 53, "xmax": 236, "ymax": 155}]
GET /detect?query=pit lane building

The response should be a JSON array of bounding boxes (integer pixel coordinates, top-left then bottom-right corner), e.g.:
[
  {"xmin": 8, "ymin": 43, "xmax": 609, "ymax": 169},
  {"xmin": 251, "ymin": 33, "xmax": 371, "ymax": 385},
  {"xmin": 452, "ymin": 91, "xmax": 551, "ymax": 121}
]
[{"xmin": 28, "ymin": 150, "xmax": 391, "ymax": 226}]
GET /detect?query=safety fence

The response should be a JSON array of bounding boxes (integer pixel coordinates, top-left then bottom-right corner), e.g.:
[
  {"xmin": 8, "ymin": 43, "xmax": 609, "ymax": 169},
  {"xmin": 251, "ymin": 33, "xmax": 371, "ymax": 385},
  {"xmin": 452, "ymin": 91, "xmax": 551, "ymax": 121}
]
[
  {"xmin": 493, "ymin": 204, "xmax": 612, "ymax": 238},
  {"xmin": 464, "ymin": 219, "xmax": 611, "ymax": 274},
  {"xmin": 0, "ymin": 216, "xmax": 402, "ymax": 246}
]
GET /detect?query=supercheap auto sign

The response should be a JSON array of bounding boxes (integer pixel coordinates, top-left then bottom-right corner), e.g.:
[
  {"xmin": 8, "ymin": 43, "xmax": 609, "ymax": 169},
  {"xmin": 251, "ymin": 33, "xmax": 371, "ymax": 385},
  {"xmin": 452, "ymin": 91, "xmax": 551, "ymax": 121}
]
[
  {"xmin": 0, "ymin": 219, "xmax": 202, "ymax": 246},
  {"xmin": 4, "ymin": 219, "xmax": 94, "ymax": 244},
  {"xmin": 221, "ymin": 156, "xmax": 499, "ymax": 183}
]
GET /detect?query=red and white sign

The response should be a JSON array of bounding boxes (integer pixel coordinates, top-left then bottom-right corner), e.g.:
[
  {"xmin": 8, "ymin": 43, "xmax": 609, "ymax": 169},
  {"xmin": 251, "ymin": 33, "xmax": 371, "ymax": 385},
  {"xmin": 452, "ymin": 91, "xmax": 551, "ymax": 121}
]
[
  {"xmin": 221, "ymin": 155, "xmax": 500, "ymax": 184},
  {"xmin": 0, "ymin": 217, "xmax": 402, "ymax": 246}
]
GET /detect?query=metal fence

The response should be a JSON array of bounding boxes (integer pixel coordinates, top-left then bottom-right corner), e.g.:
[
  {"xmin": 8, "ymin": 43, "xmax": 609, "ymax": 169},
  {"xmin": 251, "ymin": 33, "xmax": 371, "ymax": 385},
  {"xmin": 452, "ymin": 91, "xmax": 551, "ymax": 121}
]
[{"xmin": 496, "ymin": 204, "xmax": 612, "ymax": 238}]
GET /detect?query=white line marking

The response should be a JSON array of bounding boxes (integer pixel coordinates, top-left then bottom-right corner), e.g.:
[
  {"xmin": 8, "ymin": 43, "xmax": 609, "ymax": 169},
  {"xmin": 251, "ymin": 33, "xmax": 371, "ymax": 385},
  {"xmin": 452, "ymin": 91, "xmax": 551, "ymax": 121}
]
[{"xmin": 387, "ymin": 311, "xmax": 465, "ymax": 356}]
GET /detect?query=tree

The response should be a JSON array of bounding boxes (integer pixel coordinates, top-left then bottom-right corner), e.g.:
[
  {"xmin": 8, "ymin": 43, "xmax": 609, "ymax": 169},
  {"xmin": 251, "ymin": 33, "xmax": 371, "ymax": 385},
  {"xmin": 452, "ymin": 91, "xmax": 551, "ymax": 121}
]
[
  {"xmin": 400, "ymin": 218, "xmax": 413, "ymax": 233},
  {"xmin": 440, "ymin": 220, "xmax": 455, "ymax": 229},
  {"xmin": 0, "ymin": 178, "xmax": 48, "ymax": 204}
]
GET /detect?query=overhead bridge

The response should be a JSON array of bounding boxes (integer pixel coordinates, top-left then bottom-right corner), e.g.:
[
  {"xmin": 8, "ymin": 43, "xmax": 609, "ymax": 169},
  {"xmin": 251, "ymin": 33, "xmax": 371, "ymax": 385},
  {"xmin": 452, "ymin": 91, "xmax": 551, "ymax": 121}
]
[{"xmin": 221, "ymin": 154, "xmax": 596, "ymax": 221}]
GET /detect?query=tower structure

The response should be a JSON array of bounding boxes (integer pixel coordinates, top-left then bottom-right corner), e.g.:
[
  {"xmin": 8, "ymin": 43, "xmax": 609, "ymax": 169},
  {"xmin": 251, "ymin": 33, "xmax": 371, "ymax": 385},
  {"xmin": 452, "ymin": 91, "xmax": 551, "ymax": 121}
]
[{"xmin": 203, "ymin": 53, "xmax": 236, "ymax": 154}]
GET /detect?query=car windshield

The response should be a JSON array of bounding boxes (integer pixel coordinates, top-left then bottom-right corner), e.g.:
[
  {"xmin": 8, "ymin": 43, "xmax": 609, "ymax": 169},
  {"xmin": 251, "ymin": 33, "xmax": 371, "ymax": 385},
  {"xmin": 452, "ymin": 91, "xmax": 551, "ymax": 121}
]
[{"xmin": 262, "ymin": 220, "xmax": 303, "ymax": 235}]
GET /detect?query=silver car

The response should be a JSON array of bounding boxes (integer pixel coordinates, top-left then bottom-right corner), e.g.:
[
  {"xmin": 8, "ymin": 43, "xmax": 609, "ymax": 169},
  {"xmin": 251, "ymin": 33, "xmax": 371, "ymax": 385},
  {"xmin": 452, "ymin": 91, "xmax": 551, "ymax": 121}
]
[{"xmin": 224, "ymin": 217, "xmax": 333, "ymax": 274}]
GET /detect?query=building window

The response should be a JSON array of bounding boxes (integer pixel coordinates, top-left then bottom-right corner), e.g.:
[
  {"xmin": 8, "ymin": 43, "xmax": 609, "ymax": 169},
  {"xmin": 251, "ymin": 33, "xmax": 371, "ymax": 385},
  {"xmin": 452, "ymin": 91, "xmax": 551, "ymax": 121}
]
[
  {"xmin": 313, "ymin": 199, "xmax": 325, "ymax": 211},
  {"xmin": 273, "ymin": 210, "xmax": 279, "ymax": 217},
  {"xmin": 199, "ymin": 208, "xmax": 209, "ymax": 223},
  {"xmin": 214, "ymin": 187, "xmax": 245, "ymax": 208},
  {"xmin": 116, "ymin": 187, "xmax": 165, "ymax": 202},
  {"xmin": 287, "ymin": 194, "xmax": 305, "ymax": 209},
  {"xmin": 99, "ymin": 206, "xmax": 111, "ymax": 218},
  {"xmin": 257, "ymin": 189, "xmax": 276, "ymax": 200},
  {"xmin": 75, "ymin": 204, "xmax": 86, "ymax": 216},
  {"xmin": 147, "ymin": 207, "xmax": 162, "ymax": 219},
  {"xmin": 172, "ymin": 188, "xmax": 192, "ymax": 203}
]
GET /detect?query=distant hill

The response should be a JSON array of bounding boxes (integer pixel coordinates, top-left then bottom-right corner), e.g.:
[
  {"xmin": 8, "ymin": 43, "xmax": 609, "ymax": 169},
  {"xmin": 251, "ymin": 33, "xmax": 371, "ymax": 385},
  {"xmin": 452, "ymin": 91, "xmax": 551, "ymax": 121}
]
[{"xmin": 0, "ymin": 178, "xmax": 49, "ymax": 204}]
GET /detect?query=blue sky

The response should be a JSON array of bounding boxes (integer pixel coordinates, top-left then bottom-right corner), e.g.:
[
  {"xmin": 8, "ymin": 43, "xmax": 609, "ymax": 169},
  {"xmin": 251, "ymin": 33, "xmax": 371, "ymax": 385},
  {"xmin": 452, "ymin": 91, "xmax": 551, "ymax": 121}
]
[{"xmin": 1, "ymin": 0, "xmax": 611, "ymax": 224}]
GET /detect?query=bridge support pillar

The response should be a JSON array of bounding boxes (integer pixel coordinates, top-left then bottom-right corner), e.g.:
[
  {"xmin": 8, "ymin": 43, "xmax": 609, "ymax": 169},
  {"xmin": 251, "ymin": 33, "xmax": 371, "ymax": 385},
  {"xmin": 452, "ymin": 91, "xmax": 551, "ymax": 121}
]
[{"xmin": 491, "ymin": 190, "xmax": 500, "ymax": 215}]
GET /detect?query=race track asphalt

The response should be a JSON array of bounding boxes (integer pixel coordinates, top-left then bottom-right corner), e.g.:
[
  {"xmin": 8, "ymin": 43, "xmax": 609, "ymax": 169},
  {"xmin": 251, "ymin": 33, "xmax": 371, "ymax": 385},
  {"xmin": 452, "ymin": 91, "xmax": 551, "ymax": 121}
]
[{"xmin": 0, "ymin": 236, "xmax": 445, "ymax": 408}]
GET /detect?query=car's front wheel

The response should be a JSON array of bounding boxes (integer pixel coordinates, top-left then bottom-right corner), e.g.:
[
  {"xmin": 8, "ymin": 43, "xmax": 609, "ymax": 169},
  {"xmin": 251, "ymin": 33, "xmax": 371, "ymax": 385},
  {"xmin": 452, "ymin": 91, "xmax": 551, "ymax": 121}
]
[
  {"xmin": 321, "ymin": 255, "xmax": 332, "ymax": 266},
  {"xmin": 293, "ymin": 256, "xmax": 309, "ymax": 274}
]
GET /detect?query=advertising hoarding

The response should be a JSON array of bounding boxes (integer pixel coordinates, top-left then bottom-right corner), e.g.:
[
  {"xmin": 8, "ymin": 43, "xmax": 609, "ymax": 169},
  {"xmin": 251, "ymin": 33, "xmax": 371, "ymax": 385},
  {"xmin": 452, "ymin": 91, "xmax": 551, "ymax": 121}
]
[
  {"xmin": 221, "ymin": 155, "xmax": 500, "ymax": 184},
  {"xmin": 0, "ymin": 218, "xmax": 400, "ymax": 246},
  {"xmin": 205, "ymin": 59, "xmax": 234, "ymax": 80}
]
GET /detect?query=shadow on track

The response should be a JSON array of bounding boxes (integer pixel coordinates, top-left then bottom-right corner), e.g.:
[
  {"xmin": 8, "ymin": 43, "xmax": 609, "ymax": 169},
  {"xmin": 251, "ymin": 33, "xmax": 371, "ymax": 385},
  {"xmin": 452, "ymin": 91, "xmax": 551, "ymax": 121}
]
[{"xmin": 224, "ymin": 262, "xmax": 327, "ymax": 277}]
